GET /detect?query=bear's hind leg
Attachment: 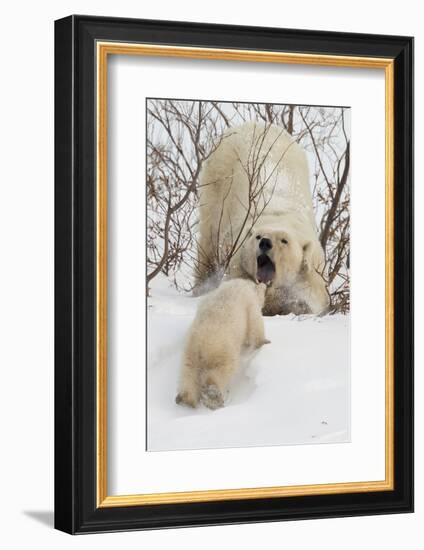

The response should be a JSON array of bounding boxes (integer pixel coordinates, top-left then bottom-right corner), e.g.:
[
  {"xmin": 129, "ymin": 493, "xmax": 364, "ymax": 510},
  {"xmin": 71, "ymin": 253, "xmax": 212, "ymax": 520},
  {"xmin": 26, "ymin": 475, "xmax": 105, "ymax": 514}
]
[
  {"xmin": 176, "ymin": 359, "xmax": 200, "ymax": 408},
  {"xmin": 200, "ymin": 358, "xmax": 238, "ymax": 410}
]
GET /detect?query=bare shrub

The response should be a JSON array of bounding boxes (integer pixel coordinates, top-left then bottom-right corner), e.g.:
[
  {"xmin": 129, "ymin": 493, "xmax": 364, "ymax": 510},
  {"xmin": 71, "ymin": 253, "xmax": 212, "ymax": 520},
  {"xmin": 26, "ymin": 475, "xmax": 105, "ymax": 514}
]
[{"xmin": 146, "ymin": 100, "xmax": 350, "ymax": 313}]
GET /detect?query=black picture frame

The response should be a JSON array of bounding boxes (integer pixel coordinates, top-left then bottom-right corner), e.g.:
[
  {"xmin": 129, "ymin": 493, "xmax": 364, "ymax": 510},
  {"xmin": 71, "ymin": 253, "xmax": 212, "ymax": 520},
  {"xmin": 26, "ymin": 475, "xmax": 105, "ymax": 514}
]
[{"xmin": 55, "ymin": 14, "xmax": 414, "ymax": 534}]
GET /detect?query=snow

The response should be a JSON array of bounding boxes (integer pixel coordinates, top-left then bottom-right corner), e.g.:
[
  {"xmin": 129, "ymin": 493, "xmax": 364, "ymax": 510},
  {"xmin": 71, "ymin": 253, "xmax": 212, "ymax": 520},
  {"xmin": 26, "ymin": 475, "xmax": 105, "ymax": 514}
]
[{"xmin": 147, "ymin": 275, "xmax": 350, "ymax": 452}]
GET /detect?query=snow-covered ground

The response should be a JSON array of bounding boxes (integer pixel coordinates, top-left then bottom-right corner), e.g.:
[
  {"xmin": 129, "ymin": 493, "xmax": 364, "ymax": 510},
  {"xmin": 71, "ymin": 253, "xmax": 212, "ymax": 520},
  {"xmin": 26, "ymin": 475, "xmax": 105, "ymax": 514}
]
[{"xmin": 147, "ymin": 276, "xmax": 350, "ymax": 452}]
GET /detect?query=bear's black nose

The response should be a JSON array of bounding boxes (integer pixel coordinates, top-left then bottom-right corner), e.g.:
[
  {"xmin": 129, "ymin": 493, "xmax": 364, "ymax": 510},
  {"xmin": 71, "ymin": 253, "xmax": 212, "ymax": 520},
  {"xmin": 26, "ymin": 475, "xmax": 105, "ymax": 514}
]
[{"xmin": 259, "ymin": 237, "xmax": 272, "ymax": 252}]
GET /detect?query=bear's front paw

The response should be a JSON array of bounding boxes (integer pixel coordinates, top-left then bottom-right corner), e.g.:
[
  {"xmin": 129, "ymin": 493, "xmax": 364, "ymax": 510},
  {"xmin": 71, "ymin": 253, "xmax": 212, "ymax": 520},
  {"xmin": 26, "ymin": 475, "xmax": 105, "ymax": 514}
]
[
  {"xmin": 200, "ymin": 384, "xmax": 224, "ymax": 410},
  {"xmin": 255, "ymin": 338, "xmax": 271, "ymax": 348}
]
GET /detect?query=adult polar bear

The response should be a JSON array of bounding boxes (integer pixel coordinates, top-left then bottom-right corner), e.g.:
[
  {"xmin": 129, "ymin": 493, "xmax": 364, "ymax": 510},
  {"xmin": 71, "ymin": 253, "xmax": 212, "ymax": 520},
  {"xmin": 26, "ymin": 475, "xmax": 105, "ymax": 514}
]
[{"xmin": 195, "ymin": 122, "xmax": 330, "ymax": 316}]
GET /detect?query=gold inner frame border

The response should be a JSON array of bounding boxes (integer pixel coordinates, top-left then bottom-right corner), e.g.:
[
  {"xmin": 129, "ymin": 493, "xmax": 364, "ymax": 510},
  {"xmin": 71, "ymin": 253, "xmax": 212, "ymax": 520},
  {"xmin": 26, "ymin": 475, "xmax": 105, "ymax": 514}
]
[{"xmin": 96, "ymin": 42, "xmax": 394, "ymax": 508}]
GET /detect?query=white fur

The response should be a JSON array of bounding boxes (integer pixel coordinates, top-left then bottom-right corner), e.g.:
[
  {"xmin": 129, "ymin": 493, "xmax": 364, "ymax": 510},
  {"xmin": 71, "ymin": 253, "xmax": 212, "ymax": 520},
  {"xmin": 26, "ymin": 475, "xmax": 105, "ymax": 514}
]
[
  {"xmin": 196, "ymin": 122, "xmax": 329, "ymax": 315},
  {"xmin": 176, "ymin": 279, "xmax": 268, "ymax": 409}
]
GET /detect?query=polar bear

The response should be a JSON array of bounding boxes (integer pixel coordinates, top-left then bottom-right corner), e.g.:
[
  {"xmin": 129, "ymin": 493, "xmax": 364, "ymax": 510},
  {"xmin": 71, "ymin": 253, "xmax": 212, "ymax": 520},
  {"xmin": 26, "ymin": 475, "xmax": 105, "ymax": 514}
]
[
  {"xmin": 176, "ymin": 279, "xmax": 269, "ymax": 410},
  {"xmin": 195, "ymin": 122, "xmax": 329, "ymax": 315}
]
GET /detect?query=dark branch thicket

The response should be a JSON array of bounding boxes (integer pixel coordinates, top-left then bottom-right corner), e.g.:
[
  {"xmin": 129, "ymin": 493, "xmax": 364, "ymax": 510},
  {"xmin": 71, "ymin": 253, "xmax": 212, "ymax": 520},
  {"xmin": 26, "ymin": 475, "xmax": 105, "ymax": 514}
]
[{"xmin": 146, "ymin": 100, "xmax": 350, "ymax": 314}]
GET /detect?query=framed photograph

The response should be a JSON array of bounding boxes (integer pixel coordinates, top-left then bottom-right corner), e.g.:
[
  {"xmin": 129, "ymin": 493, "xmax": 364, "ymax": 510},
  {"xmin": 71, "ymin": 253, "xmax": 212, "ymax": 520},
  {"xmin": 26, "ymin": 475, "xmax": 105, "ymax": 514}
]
[{"xmin": 54, "ymin": 15, "xmax": 414, "ymax": 534}]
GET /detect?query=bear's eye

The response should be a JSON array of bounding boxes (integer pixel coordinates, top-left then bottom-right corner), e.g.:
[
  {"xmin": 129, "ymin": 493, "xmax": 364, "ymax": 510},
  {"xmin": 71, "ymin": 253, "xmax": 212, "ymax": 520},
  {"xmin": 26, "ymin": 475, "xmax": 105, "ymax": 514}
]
[
  {"xmin": 281, "ymin": 238, "xmax": 288, "ymax": 244},
  {"xmin": 256, "ymin": 235, "xmax": 261, "ymax": 240}
]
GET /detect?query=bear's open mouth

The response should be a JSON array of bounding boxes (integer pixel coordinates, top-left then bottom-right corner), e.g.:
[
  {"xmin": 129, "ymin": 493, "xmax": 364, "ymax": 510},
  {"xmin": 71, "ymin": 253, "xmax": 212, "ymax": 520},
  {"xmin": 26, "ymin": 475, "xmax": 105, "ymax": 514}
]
[{"xmin": 256, "ymin": 254, "xmax": 276, "ymax": 285}]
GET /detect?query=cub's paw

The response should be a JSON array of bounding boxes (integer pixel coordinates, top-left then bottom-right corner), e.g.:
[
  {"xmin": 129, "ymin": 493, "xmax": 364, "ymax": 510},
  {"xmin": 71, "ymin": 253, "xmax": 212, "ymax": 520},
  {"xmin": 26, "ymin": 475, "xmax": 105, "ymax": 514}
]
[
  {"xmin": 175, "ymin": 391, "xmax": 197, "ymax": 408},
  {"xmin": 255, "ymin": 338, "xmax": 271, "ymax": 348},
  {"xmin": 200, "ymin": 384, "xmax": 224, "ymax": 410}
]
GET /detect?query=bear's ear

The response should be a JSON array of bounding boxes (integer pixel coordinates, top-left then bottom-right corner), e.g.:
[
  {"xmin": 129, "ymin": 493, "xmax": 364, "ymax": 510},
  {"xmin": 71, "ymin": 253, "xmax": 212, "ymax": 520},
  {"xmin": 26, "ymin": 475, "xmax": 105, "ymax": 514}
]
[
  {"xmin": 301, "ymin": 242, "xmax": 313, "ymax": 273},
  {"xmin": 301, "ymin": 241, "xmax": 326, "ymax": 274}
]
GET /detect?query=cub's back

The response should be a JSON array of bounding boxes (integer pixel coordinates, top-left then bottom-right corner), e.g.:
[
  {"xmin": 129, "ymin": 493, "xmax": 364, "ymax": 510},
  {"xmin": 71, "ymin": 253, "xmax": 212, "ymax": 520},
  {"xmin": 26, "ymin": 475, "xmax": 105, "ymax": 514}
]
[{"xmin": 194, "ymin": 279, "xmax": 262, "ymax": 331}]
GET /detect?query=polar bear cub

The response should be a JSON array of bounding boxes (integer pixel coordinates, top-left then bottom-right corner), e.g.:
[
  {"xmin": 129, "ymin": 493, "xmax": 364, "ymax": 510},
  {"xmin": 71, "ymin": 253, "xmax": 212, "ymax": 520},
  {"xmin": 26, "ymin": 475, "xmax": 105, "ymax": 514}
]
[{"xmin": 176, "ymin": 279, "xmax": 269, "ymax": 410}]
